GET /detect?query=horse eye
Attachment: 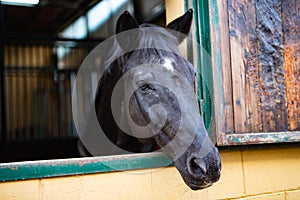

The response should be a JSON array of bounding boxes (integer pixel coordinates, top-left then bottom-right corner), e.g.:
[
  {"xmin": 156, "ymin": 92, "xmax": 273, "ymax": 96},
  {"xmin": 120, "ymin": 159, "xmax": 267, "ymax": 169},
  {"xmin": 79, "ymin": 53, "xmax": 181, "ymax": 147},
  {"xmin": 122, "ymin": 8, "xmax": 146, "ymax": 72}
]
[{"xmin": 139, "ymin": 83, "xmax": 152, "ymax": 92}]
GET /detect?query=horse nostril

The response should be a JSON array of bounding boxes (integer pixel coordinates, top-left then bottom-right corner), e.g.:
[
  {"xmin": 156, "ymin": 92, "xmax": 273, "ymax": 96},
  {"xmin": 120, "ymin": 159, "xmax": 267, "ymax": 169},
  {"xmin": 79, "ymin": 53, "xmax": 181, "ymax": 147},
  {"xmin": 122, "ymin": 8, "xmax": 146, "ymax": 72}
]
[{"xmin": 188, "ymin": 157, "xmax": 207, "ymax": 176}]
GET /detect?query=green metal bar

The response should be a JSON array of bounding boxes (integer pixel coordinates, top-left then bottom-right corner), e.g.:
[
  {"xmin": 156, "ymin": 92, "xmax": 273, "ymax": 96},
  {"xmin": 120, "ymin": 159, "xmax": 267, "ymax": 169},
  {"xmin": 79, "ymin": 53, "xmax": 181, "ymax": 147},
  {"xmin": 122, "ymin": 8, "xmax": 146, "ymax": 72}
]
[
  {"xmin": 185, "ymin": 0, "xmax": 214, "ymax": 135},
  {"xmin": 0, "ymin": 152, "xmax": 172, "ymax": 182},
  {"xmin": 193, "ymin": 0, "xmax": 203, "ymax": 106},
  {"xmin": 185, "ymin": 0, "xmax": 192, "ymax": 63},
  {"xmin": 184, "ymin": 0, "xmax": 189, "ymax": 12},
  {"xmin": 198, "ymin": 0, "xmax": 214, "ymax": 133}
]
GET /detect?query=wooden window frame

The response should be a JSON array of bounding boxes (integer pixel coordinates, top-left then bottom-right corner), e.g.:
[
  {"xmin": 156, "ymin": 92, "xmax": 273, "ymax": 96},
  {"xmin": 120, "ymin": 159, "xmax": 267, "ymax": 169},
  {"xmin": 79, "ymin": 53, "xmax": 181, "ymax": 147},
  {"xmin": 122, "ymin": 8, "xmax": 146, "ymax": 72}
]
[{"xmin": 206, "ymin": 0, "xmax": 300, "ymax": 145}]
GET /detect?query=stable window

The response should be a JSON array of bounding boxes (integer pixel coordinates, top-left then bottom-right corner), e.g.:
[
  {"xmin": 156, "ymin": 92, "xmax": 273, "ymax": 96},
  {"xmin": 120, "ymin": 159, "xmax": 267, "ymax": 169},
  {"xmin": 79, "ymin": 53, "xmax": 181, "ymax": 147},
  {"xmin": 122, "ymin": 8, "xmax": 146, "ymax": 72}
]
[{"xmin": 0, "ymin": 0, "xmax": 171, "ymax": 181}]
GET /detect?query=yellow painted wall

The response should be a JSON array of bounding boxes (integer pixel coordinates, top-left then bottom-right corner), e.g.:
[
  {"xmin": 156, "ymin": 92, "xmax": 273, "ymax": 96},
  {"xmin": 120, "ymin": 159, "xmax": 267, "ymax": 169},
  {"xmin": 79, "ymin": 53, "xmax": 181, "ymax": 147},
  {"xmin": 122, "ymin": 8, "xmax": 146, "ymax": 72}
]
[
  {"xmin": 165, "ymin": 0, "xmax": 187, "ymax": 59},
  {"xmin": 1, "ymin": 147, "xmax": 300, "ymax": 200},
  {"xmin": 165, "ymin": 0, "xmax": 185, "ymax": 23}
]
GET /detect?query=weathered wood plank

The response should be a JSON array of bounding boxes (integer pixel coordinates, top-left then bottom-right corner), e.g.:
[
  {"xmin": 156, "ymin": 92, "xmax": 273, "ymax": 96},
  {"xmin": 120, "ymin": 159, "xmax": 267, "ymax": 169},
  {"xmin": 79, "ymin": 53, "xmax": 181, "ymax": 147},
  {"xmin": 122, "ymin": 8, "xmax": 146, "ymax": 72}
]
[
  {"xmin": 209, "ymin": 0, "xmax": 229, "ymax": 144},
  {"xmin": 255, "ymin": 0, "xmax": 288, "ymax": 132},
  {"xmin": 228, "ymin": 0, "xmax": 247, "ymax": 133},
  {"xmin": 229, "ymin": 0, "xmax": 261, "ymax": 133},
  {"xmin": 214, "ymin": 0, "xmax": 300, "ymax": 145},
  {"xmin": 217, "ymin": 0, "xmax": 234, "ymax": 134},
  {"xmin": 282, "ymin": 0, "xmax": 300, "ymax": 131},
  {"xmin": 242, "ymin": 0, "xmax": 263, "ymax": 133}
]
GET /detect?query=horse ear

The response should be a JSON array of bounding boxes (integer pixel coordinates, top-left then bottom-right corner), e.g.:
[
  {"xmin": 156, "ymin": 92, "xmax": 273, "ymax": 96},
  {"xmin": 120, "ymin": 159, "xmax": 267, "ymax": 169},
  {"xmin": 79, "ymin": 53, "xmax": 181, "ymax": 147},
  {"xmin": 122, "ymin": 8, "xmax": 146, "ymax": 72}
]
[
  {"xmin": 166, "ymin": 9, "xmax": 193, "ymax": 43},
  {"xmin": 116, "ymin": 11, "xmax": 139, "ymax": 34},
  {"xmin": 116, "ymin": 11, "xmax": 139, "ymax": 50}
]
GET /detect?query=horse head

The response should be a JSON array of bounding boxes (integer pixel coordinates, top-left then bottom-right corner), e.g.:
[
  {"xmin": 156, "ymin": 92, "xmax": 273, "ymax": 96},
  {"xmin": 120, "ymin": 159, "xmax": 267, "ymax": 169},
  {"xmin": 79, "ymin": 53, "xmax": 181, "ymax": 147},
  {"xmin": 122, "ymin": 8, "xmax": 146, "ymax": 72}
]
[{"xmin": 96, "ymin": 10, "xmax": 222, "ymax": 190}]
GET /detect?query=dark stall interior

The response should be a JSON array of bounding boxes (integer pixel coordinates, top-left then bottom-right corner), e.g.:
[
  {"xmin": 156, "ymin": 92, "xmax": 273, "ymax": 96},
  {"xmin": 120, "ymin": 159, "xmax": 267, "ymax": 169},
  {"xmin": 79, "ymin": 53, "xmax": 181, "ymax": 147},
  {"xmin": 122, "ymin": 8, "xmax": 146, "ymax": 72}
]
[{"xmin": 0, "ymin": 0, "xmax": 166, "ymax": 163}]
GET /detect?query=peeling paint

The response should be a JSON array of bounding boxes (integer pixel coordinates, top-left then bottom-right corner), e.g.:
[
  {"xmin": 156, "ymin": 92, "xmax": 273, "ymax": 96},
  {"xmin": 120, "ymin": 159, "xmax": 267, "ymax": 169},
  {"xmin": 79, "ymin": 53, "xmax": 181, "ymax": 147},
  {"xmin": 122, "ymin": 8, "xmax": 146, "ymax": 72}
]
[{"xmin": 223, "ymin": 131, "xmax": 300, "ymax": 145}]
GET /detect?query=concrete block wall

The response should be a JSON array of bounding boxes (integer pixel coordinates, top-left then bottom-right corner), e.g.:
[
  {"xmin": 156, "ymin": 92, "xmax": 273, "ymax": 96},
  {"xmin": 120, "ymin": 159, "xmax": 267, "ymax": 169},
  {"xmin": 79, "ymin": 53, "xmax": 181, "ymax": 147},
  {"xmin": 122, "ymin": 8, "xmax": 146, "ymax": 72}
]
[{"xmin": 1, "ymin": 146, "xmax": 300, "ymax": 200}]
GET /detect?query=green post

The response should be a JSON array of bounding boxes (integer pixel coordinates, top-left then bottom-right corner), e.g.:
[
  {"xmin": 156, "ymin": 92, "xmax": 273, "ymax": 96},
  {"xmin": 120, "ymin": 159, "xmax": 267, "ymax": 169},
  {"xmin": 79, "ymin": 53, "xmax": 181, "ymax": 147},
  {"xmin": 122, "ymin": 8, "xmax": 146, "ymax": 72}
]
[{"xmin": 185, "ymin": 0, "xmax": 214, "ymax": 136}]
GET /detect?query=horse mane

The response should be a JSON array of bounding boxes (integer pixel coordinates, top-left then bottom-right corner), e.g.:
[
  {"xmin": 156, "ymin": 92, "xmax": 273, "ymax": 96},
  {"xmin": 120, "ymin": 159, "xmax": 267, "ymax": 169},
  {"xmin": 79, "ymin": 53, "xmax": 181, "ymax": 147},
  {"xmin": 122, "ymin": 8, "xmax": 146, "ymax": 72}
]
[{"xmin": 104, "ymin": 23, "xmax": 182, "ymax": 69}]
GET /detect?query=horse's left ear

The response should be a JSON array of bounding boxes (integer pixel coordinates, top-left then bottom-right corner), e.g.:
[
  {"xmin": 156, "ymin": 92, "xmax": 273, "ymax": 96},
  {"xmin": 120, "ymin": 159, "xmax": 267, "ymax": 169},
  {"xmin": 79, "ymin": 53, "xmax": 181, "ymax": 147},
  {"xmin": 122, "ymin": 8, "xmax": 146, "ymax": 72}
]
[{"xmin": 166, "ymin": 9, "xmax": 193, "ymax": 43}]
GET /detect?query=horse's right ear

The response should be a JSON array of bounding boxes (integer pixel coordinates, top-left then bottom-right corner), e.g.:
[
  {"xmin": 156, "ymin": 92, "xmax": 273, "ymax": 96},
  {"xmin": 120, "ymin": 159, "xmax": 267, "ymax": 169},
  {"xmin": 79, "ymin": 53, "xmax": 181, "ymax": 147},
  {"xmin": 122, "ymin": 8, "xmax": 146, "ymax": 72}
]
[{"xmin": 116, "ymin": 11, "xmax": 139, "ymax": 50}]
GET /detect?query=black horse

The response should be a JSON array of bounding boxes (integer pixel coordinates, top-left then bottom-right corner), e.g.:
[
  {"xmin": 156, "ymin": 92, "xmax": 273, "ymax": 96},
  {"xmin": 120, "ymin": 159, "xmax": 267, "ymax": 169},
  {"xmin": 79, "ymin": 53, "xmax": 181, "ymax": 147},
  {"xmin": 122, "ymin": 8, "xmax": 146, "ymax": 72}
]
[{"xmin": 77, "ymin": 10, "xmax": 221, "ymax": 190}]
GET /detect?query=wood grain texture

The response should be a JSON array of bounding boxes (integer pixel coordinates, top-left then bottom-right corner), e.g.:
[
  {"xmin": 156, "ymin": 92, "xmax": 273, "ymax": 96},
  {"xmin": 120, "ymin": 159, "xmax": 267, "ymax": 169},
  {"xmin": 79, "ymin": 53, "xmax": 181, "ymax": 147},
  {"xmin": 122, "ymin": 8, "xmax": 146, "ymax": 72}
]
[
  {"xmin": 191, "ymin": 0, "xmax": 299, "ymax": 144},
  {"xmin": 242, "ymin": 0, "xmax": 263, "ymax": 133},
  {"xmin": 226, "ymin": 0, "xmax": 295, "ymax": 134},
  {"xmin": 209, "ymin": 0, "xmax": 300, "ymax": 145},
  {"xmin": 217, "ymin": 0, "xmax": 234, "ymax": 134},
  {"xmin": 228, "ymin": 0, "xmax": 246, "ymax": 133},
  {"xmin": 209, "ymin": 0, "xmax": 228, "ymax": 144},
  {"xmin": 282, "ymin": 0, "xmax": 300, "ymax": 131},
  {"xmin": 256, "ymin": 0, "xmax": 288, "ymax": 132},
  {"xmin": 229, "ymin": 0, "xmax": 261, "ymax": 133}
]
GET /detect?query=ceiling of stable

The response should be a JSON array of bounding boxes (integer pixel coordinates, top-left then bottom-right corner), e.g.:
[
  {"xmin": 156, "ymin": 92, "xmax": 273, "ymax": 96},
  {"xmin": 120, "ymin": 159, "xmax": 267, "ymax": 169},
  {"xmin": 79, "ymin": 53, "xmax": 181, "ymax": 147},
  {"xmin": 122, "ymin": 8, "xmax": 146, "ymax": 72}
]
[
  {"xmin": 1, "ymin": 0, "xmax": 165, "ymax": 38},
  {"xmin": 1, "ymin": 0, "xmax": 110, "ymax": 37}
]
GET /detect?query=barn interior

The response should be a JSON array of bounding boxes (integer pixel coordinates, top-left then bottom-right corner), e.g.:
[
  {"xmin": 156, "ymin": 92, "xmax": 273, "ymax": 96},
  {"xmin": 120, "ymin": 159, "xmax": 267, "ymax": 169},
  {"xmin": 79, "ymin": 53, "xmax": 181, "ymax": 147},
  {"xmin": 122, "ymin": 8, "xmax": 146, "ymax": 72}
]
[{"xmin": 0, "ymin": 0, "xmax": 166, "ymax": 162}]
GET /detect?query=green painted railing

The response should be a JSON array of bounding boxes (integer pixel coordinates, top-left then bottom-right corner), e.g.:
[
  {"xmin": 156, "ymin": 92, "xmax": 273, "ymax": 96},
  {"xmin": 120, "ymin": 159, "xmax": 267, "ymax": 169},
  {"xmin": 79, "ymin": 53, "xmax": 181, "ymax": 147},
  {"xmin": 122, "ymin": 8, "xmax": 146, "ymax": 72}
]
[{"xmin": 0, "ymin": 152, "xmax": 172, "ymax": 182}]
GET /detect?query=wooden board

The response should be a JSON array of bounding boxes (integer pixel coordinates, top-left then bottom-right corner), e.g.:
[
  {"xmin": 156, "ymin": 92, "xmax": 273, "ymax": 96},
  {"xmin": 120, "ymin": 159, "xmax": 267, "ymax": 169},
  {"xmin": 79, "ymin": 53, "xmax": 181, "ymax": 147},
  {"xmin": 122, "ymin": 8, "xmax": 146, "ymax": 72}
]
[
  {"xmin": 282, "ymin": 0, "xmax": 300, "ymax": 131},
  {"xmin": 256, "ymin": 0, "xmax": 288, "ymax": 132},
  {"xmin": 228, "ymin": 0, "xmax": 263, "ymax": 133},
  {"xmin": 226, "ymin": 0, "xmax": 298, "ymax": 133},
  {"xmin": 216, "ymin": 0, "xmax": 234, "ymax": 135},
  {"xmin": 210, "ymin": 0, "xmax": 300, "ymax": 144}
]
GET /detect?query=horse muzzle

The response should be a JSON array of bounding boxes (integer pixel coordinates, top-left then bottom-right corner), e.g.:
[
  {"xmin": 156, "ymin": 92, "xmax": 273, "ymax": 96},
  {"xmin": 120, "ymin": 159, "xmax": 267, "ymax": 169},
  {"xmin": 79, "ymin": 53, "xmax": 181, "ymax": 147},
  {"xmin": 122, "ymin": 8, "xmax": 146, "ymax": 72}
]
[{"xmin": 174, "ymin": 140, "xmax": 221, "ymax": 190}]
